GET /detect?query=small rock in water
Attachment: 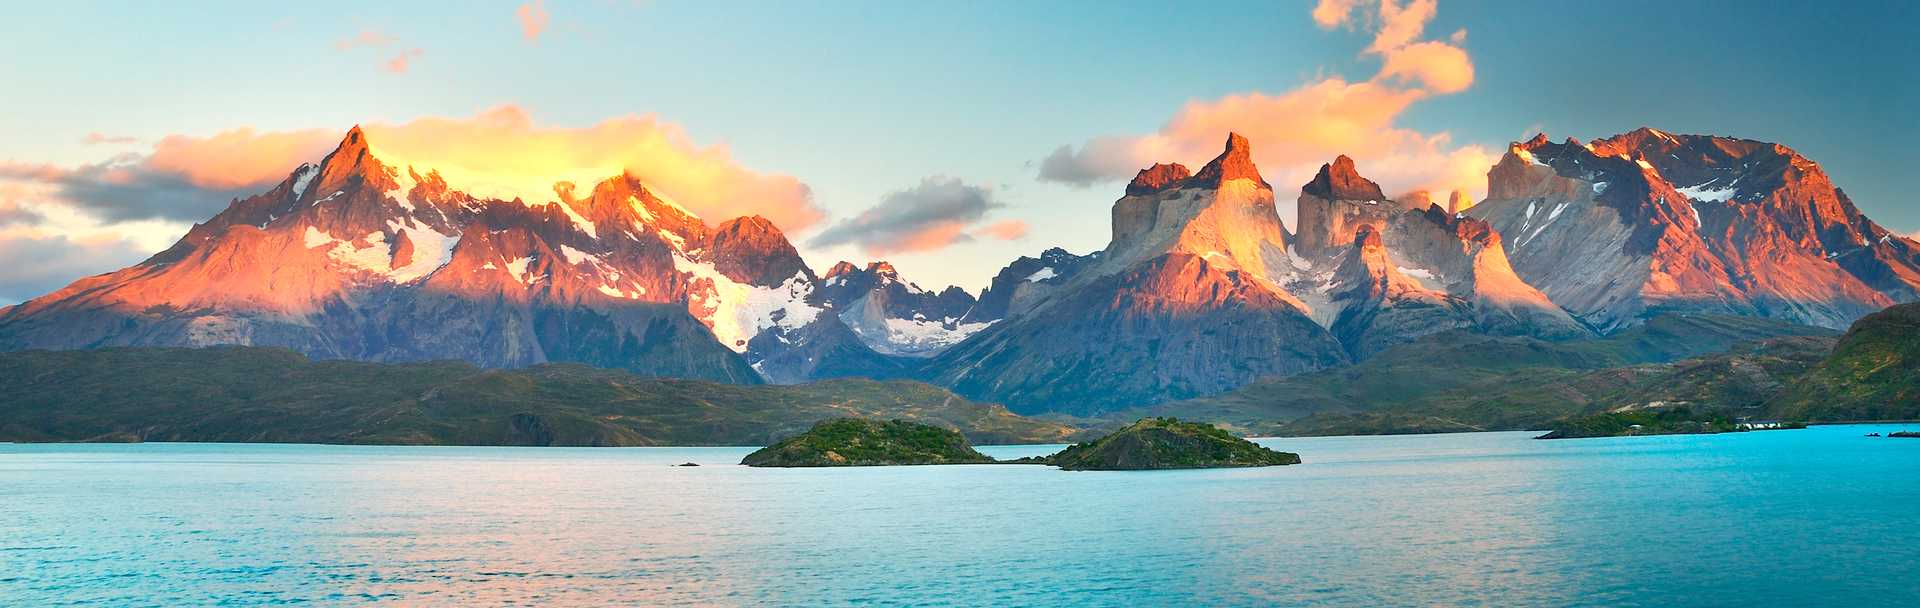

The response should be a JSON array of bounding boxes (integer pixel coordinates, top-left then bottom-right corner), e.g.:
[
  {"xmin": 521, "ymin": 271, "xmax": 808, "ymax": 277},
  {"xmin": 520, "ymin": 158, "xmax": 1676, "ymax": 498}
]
[{"xmin": 676, "ymin": 462, "xmax": 700, "ymax": 467}]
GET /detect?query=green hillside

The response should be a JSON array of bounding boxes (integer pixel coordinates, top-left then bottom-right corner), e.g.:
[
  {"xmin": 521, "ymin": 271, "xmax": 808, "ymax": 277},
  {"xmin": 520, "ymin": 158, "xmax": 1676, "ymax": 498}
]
[{"xmin": 0, "ymin": 346, "xmax": 1078, "ymax": 446}]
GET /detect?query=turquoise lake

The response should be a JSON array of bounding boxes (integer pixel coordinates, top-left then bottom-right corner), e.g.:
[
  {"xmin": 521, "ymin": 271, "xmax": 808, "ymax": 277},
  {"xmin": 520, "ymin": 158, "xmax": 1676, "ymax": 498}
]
[{"xmin": 4, "ymin": 424, "xmax": 1918, "ymax": 606}]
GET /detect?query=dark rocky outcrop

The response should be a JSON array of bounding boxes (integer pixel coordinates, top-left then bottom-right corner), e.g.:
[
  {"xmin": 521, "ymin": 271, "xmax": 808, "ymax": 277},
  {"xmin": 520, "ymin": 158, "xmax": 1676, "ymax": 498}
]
[
  {"xmin": 1126, "ymin": 163, "xmax": 1192, "ymax": 195},
  {"xmin": 1186, "ymin": 133, "xmax": 1271, "ymax": 190},
  {"xmin": 1302, "ymin": 154, "xmax": 1386, "ymax": 202}
]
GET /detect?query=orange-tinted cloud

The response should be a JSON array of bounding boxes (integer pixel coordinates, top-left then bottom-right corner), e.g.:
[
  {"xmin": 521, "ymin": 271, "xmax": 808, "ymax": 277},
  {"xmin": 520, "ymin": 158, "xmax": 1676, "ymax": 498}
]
[
  {"xmin": 1037, "ymin": 0, "xmax": 1486, "ymax": 223},
  {"xmin": 1378, "ymin": 40, "xmax": 1472, "ymax": 94},
  {"xmin": 363, "ymin": 105, "xmax": 821, "ymax": 231},
  {"xmin": 517, "ymin": 0, "xmax": 550, "ymax": 43},
  {"xmin": 1311, "ymin": 0, "xmax": 1362, "ymax": 28},
  {"xmin": 1368, "ymin": 0, "xmax": 1438, "ymax": 53},
  {"xmin": 334, "ymin": 28, "xmax": 395, "ymax": 50},
  {"xmin": 144, "ymin": 128, "xmax": 338, "ymax": 189},
  {"xmin": 4, "ymin": 106, "xmax": 821, "ymax": 231},
  {"xmin": 384, "ymin": 48, "xmax": 424, "ymax": 73},
  {"xmin": 976, "ymin": 219, "xmax": 1029, "ymax": 241}
]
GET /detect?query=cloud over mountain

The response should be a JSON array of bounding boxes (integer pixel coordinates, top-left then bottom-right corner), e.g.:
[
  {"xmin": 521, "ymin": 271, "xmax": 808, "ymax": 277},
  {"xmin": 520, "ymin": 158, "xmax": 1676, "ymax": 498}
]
[
  {"xmin": 1, "ymin": 106, "xmax": 821, "ymax": 232},
  {"xmin": 808, "ymin": 176, "xmax": 1010, "ymax": 255},
  {"xmin": 0, "ymin": 107, "xmax": 824, "ymax": 302},
  {"xmin": 1036, "ymin": 0, "xmax": 1488, "ymax": 223}
]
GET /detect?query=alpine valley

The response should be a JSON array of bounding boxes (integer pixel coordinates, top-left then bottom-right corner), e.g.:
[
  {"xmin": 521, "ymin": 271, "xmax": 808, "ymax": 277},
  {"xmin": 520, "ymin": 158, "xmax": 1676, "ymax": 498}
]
[{"xmin": 4, "ymin": 126, "xmax": 1917, "ymax": 444}]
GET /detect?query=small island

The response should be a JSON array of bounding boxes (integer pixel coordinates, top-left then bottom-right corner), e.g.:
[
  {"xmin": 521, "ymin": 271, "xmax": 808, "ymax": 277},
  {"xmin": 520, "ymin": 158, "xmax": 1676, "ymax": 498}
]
[
  {"xmin": 1040, "ymin": 417, "xmax": 1301, "ymax": 470},
  {"xmin": 1890, "ymin": 431, "xmax": 1920, "ymax": 438},
  {"xmin": 740, "ymin": 418, "xmax": 995, "ymax": 467},
  {"xmin": 1536, "ymin": 407, "xmax": 1804, "ymax": 439}
]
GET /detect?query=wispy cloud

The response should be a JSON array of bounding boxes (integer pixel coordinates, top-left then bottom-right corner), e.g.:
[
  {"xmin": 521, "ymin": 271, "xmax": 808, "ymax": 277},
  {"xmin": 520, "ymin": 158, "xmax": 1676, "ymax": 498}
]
[
  {"xmin": 517, "ymin": 0, "xmax": 550, "ymax": 43},
  {"xmin": 976, "ymin": 219, "xmax": 1029, "ymax": 241},
  {"xmin": 383, "ymin": 48, "xmax": 425, "ymax": 74},
  {"xmin": 334, "ymin": 27, "xmax": 421, "ymax": 74},
  {"xmin": 80, "ymin": 132, "xmax": 138, "ymax": 145},
  {"xmin": 333, "ymin": 28, "xmax": 395, "ymax": 51},
  {"xmin": 809, "ymin": 176, "xmax": 1015, "ymax": 255}
]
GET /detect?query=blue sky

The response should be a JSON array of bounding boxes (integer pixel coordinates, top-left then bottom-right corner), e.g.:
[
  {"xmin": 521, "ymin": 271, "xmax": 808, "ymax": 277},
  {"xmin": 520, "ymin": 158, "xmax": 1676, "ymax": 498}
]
[{"xmin": 1, "ymin": 0, "xmax": 1914, "ymax": 301}]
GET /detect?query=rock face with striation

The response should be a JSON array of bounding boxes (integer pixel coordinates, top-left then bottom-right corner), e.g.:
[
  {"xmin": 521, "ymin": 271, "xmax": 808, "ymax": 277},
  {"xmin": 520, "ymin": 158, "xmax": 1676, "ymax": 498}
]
[
  {"xmin": 1283, "ymin": 157, "xmax": 1588, "ymax": 358},
  {"xmin": 922, "ymin": 134, "xmax": 1352, "ymax": 416},
  {"xmin": 1295, "ymin": 155, "xmax": 1396, "ymax": 259},
  {"xmin": 920, "ymin": 136, "xmax": 1590, "ymax": 415},
  {"xmin": 1470, "ymin": 129, "xmax": 1920, "ymax": 332}
]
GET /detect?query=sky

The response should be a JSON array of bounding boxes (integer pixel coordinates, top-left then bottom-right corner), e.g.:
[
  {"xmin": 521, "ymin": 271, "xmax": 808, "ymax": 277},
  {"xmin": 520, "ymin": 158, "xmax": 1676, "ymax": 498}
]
[{"xmin": 1, "ymin": 0, "xmax": 1915, "ymax": 304}]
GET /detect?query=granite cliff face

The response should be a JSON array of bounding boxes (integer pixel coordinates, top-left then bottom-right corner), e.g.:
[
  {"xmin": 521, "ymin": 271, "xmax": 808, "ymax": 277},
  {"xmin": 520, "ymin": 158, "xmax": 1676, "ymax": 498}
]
[
  {"xmin": 1470, "ymin": 129, "xmax": 1920, "ymax": 331},
  {"xmin": 1282, "ymin": 157, "xmax": 1587, "ymax": 358},
  {"xmin": 0, "ymin": 128, "xmax": 984, "ymax": 383},
  {"xmin": 920, "ymin": 135, "xmax": 1351, "ymax": 415},
  {"xmin": 918, "ymin": 136, "xmax": 1593, "ymax": 414}
]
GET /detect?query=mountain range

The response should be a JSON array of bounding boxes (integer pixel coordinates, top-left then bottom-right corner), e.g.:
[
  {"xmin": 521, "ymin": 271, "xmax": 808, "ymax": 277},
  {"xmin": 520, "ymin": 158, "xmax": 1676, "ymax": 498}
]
[{"xmin": 3, "ymin": 126, "xmax": 1916, "ymax": 420}]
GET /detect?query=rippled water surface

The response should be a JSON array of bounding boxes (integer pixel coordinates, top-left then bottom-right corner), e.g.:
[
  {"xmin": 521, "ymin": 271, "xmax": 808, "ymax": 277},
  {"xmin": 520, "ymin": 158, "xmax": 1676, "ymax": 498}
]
[{"xmin": 5, "ymin": 424, "xmax": 1919, "ymax": 606}]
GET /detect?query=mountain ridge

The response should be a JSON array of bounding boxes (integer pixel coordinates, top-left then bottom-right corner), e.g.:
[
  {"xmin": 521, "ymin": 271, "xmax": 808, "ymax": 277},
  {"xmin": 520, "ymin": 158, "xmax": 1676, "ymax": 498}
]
[{"xmin": 2, "ymin": 125, "xmax": 1914, "ymax": 421}]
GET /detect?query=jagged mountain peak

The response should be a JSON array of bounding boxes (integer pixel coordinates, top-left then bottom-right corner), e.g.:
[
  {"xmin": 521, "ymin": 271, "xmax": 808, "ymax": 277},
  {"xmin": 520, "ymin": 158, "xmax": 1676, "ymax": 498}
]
[
  {"xmin": 1294, "ymin": 154, "xmax": 1399, "ymax": 258},
  {"xmin": 1303, "ymin": 154, "xmax": 1385, "ymax": 202},
  {"xmin": 310, "ymin": 125, "xmax": 389, "ymax": 197},
  {"xmin": 710, "ymin": 215, "xmax": 811, "ymax": 287},
  {"xmin": 824, "ymin": 261, "xmax": 860, "ymax": 278},
  {"xmin": 1126, "ymin": 163, "xmax": 1192, "ymax": 195},
  {"xmin": 1188, "ymin": 132, "xmax": 1270, "ymax": 190},
  {"xmin": 1447, "ymin": 190, "xmax": 1471, "ymax": 213}
]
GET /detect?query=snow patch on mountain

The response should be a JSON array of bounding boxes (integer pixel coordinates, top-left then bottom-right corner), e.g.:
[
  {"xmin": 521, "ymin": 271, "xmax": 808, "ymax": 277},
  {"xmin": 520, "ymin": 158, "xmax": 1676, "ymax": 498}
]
[
  {"xmin": 385, "ymin": 221, "xmax": 458, "ymax": 283},
  {"xmin": 556, "ymin": 202, "xmax": 598, "ymax": 239},
  {"xmin": 675, "ymin": 252, "xmax": 821, "ymax": 352},
  {"xmin": 300, "ymin": 224, "xmax": 453, "ymax": 283},
  {"xmin": 291, "ymin": 164, "xmax": 318, "ymax": 199},
  {"xmin": 865, "ymin": 317, "xmax": 996, "ymax": 356},
  {"xmin": 1676, "ymin": 183, "xmax": 1736, "ymax": 203},
  {"xmin": 505, "ymin": 257, "xmax": 536, "ymax": 284}
]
